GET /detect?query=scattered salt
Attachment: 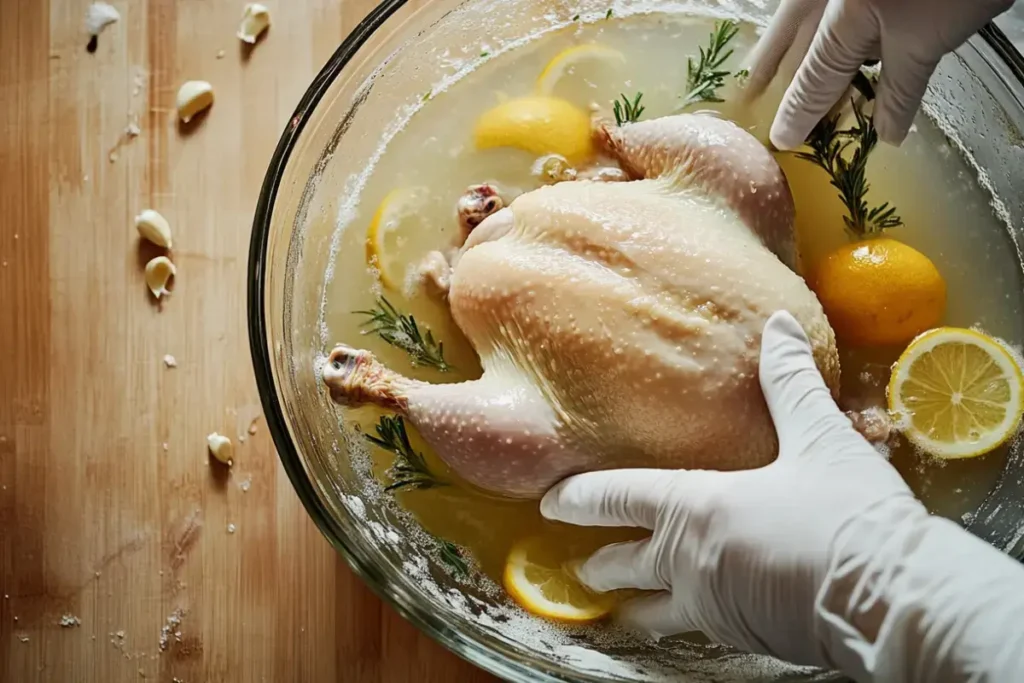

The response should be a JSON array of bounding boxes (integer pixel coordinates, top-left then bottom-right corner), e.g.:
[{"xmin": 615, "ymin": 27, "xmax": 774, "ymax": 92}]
[
  {"xmin": 158, "ymin": 608, "xmax": 184, "ymax": 652},
  {"xmin": 59, "ymin": 614, "xmax": 81, "ymax": 628}
]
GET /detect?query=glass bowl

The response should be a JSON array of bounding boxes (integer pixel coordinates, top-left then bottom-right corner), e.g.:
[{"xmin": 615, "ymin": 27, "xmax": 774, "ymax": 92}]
[{"xmin": 248, "ymin": 1, "xmax": 1024, "ymax": 680}]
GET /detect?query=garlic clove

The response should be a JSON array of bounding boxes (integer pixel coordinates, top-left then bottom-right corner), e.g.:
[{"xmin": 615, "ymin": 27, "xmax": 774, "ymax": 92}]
[
  {"xmin": 237, "ymin": 4, "xmax": 271, "ymax": 44},
  {"xmin": 176, "ymin": 81, "xmax": 214, "ymax": 123},
  {"xmin": 85, "ymin": 2, "xmax": 120, "ymax": 37},
  {"xmin": 144, "ymin": 256, "xmax": 176, "ymax": 299},
  {"xmin": 207, "ymin": 432, "xmax": 233, "ymax": 466},
  {"xmin": 135, "ymin": 209, "xmax": 172, "ymax": 248}
]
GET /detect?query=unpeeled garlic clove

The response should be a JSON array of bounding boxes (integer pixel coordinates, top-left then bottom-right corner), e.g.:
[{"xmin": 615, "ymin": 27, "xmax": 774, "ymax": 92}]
[
  {"xmin": 144, "ymin": 256, "xmax": 175, "ymax": 299},
  {"xmin": 135, "ymin": 209, "xmax": 172, "ymax": 248},
  {"xmin": 237, "ymin": 4, "xmax": 271, "ymax": 44},
  {"xmin": 176, "ymin": 81, "xmax": 214, "ymax": 123},
  {"xmin": 207, "ymin": 432, "xmax": 233, "ymax": 466}
]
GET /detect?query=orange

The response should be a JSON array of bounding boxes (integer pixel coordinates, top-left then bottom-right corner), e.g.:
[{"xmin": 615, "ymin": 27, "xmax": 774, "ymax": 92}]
[{"xmin": 812, "ymin": 237, "xmax": 946, "ymax": 347}]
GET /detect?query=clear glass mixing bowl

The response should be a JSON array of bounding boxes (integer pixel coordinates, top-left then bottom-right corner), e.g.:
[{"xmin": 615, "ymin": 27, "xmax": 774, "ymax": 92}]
[{"xmin": 249, "ymin": 1, "xmax": 1024, "ymax": 680}]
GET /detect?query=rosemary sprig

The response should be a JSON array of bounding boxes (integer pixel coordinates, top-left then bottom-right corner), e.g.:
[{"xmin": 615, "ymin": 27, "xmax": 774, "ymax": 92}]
[
  {"xmin": 438, "ymin": 539, "xmax": 469, "ymax": 577},
  {"xmin": 612, "ymin": 92, "xmax": 645, "ymax": 126},
  {"xmin": 681, "ymin": 20, "xmax": 739, "ymax": 109},
  {"xmin": 365, "ymin": 414, "xmax": 445, "ymax": 492},
  {"xmin": 795, "ymin": 100, "xmax": 903, "ymax": 237},
  {"xmin": 355, "ymin": 297, "xmax": 452, "ymax": 372}
]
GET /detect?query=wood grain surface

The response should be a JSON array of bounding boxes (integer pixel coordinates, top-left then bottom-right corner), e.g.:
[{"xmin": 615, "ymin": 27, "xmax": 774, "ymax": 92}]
[{"xmin": 0, "ymin": 1, "xmax": 496, "ymax": 681}]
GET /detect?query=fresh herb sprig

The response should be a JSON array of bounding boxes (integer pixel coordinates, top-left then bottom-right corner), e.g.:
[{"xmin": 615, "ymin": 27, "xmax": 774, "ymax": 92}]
[
  {"xmin": 355, "ymin": 297, "xmax": 452, "ymax": 372},
  {"xmin": 438, "ymin": 539, "xmax": 469, "ymax": 577},
  {"xmin": 796, "ymin": 100, "xmax": 903, "ymax": 237},
  {"xmin": 365, "ymin": 414, "xmax": 445, "ymax": 492},
  {"xmin": 612, "ymin": 92, "xmax": 645, "ymax": 126},
  {"xmin": 681, "ymin": 20, "xmax": 740, "ymax": 109}
]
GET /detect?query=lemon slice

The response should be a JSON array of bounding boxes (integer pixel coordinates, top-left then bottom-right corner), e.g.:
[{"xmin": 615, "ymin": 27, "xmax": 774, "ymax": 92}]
[
  {"xmin": 364, "ymin": 187, "xmax": 423, "ymax": 290},
  {"xmin": 474, "ymin": 95, "xmax": 594, "ymax": 163},
  {"xmin": 503, "ymin": 537, "xmax": 613, "ymax": 623},
  {"xmin": 888, "ymin": 327, "xmax": 1024, "ymax": 459},
  {"xmin": 536, "ymin": 44, "xmax": 626, "ymax": 95}
]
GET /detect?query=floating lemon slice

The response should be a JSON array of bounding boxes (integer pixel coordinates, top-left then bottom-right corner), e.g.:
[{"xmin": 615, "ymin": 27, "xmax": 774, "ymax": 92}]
[
  {"xmin": 474, "ymin": 95, "xmax": 594, "ymax": 163},
  {"xmin": 364, "ymin": 187, "xmax": 423, "ymax": 290},
  {"xmin": 536, "ymin": 44, "xmax": 626, "ymax": 95},
  {"xmin": 888, "ymin": 327, "xmax": 1024, "ymax": 459},
  {"xmin": 503, "ymin": 537, "xmax": 613, "ymax": 623}
]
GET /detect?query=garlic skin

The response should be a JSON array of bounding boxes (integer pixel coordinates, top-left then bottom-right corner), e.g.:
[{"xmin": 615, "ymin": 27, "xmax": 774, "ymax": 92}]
[
  {"xmin": 85, "ymin": 2, "xmax": 120, "ymax": 37},
  {"xmin": 144, "ymin": 256, "xmax": 176, "ymax": 299},
  {"xmin": 237, "ymin": 4, "xmax": 271, "ymax": 44},
  {"xmin": 175, "ymin": 81, "xmax": 214, "ymax": 123}
]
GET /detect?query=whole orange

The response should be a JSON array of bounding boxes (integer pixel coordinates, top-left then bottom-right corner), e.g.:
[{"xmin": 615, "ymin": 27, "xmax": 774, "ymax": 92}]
[{"xmin": 812, "ymin": 237, "xmax": 946, "ymax": 347}]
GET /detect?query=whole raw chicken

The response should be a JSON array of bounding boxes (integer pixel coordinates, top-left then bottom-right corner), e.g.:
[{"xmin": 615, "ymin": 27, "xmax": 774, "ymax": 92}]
[{"xmin": 325, "ymin": 114, "xmax": 841, "ymax": 499}]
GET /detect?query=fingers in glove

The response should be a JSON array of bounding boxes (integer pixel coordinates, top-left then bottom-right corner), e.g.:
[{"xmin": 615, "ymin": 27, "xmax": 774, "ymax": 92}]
[
  {"xmin": 872, "ymin": 51, "xmax": 939, "ymax": 145},
  {"xmin": 760, "ymin": 312, "xmax": 866, "ymax": 458},
  {"xmin": 576, "ymin": 539, "xmax": 669, "ymax": 593},
  {"xmin": 770, "ymin": 2, "xmax": 877, "ymax": 150},
  {"xmin": 540, "ymin": 469, "xmax": 670, "ymax": 529},
  {"xmin": 617, "ymin": 592, "xmax": 693, "ymax": 641},
  {"xmin": 742, "ymin": 0, "xmax": 826, "ymax": 101}
]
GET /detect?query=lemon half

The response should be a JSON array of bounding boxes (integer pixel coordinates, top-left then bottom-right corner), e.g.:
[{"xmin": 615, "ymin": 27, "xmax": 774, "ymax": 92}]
[
  {"xmin": 536, "ymin": 44, "xmax": 626, "ymax": 95},
  {"xmin": 888, "ymin": 327, "xmax": 1024, "ymax": 459},
  {"xmin": 474, "ymin": 95, "xmax": 594, "ymax": 163},
  {"xmin": 503, "ymin": 537, "xmax": 613, "ymax": 623}
]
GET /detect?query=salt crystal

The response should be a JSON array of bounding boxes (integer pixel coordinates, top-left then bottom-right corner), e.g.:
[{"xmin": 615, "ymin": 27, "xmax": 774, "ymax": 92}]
[
  {"xmin": 163, "ymin": 354, "xmax": 177, "ymax": 368},
  {"xmin": 59, "ymin": 614, "xmax": 81, "ymax": 628}
]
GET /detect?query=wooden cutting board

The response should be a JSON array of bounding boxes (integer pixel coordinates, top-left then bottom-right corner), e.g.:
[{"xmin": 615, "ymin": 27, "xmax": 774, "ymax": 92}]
[{"xmin": 0, "ymin": 1, "xmax": 496, "ymax": 681}]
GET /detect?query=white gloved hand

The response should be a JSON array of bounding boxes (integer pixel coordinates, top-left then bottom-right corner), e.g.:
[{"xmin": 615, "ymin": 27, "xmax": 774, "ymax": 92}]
[
  {"xmin": 540, "ymin": 311, "xmax": 920, "ymax": 669},
  {"xmin": 743, "ymin": 0, "xmax": 1014, "ymax": 150},
  {"xmin": 542, "ymin": 312, "xmax": 1024, "ymax": 681}
]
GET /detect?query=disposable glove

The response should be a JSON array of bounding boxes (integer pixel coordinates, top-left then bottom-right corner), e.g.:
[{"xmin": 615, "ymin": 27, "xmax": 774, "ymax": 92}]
[
  {"xmin": 541, "ymin": 311, "xmax": 1024, "ymax": 682},
  {"xmin": 742, "ymin": 0, "xmax": 1014, "ymax": 150}
]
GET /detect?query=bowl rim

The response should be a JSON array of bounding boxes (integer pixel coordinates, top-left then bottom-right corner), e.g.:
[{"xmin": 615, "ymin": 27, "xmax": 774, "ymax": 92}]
[{"xmin": 247, "ymin": 4, "xmax": 1024, "ymax": 679}]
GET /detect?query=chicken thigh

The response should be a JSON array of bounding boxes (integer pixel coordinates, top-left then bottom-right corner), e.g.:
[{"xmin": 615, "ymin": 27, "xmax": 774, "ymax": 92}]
[{"xmin": 325, "ymin": 114, "xmax": 839, "ymax": 499}]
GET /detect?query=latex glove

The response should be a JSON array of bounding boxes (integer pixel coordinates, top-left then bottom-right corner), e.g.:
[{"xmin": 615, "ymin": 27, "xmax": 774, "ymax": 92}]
[
  {"xmin": 541, "ymin": 311, "xmax": 1024, "ymax": 681},
  {"xmin": 743, "ymin": 0, "xmax": 1014, "ymax": 150}
]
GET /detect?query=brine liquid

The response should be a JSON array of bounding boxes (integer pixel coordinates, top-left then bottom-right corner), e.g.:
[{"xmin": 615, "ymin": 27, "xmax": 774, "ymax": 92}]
[{"xmin": 321, "ymin": 12, "xmax": 1024, "ymax": 582}]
